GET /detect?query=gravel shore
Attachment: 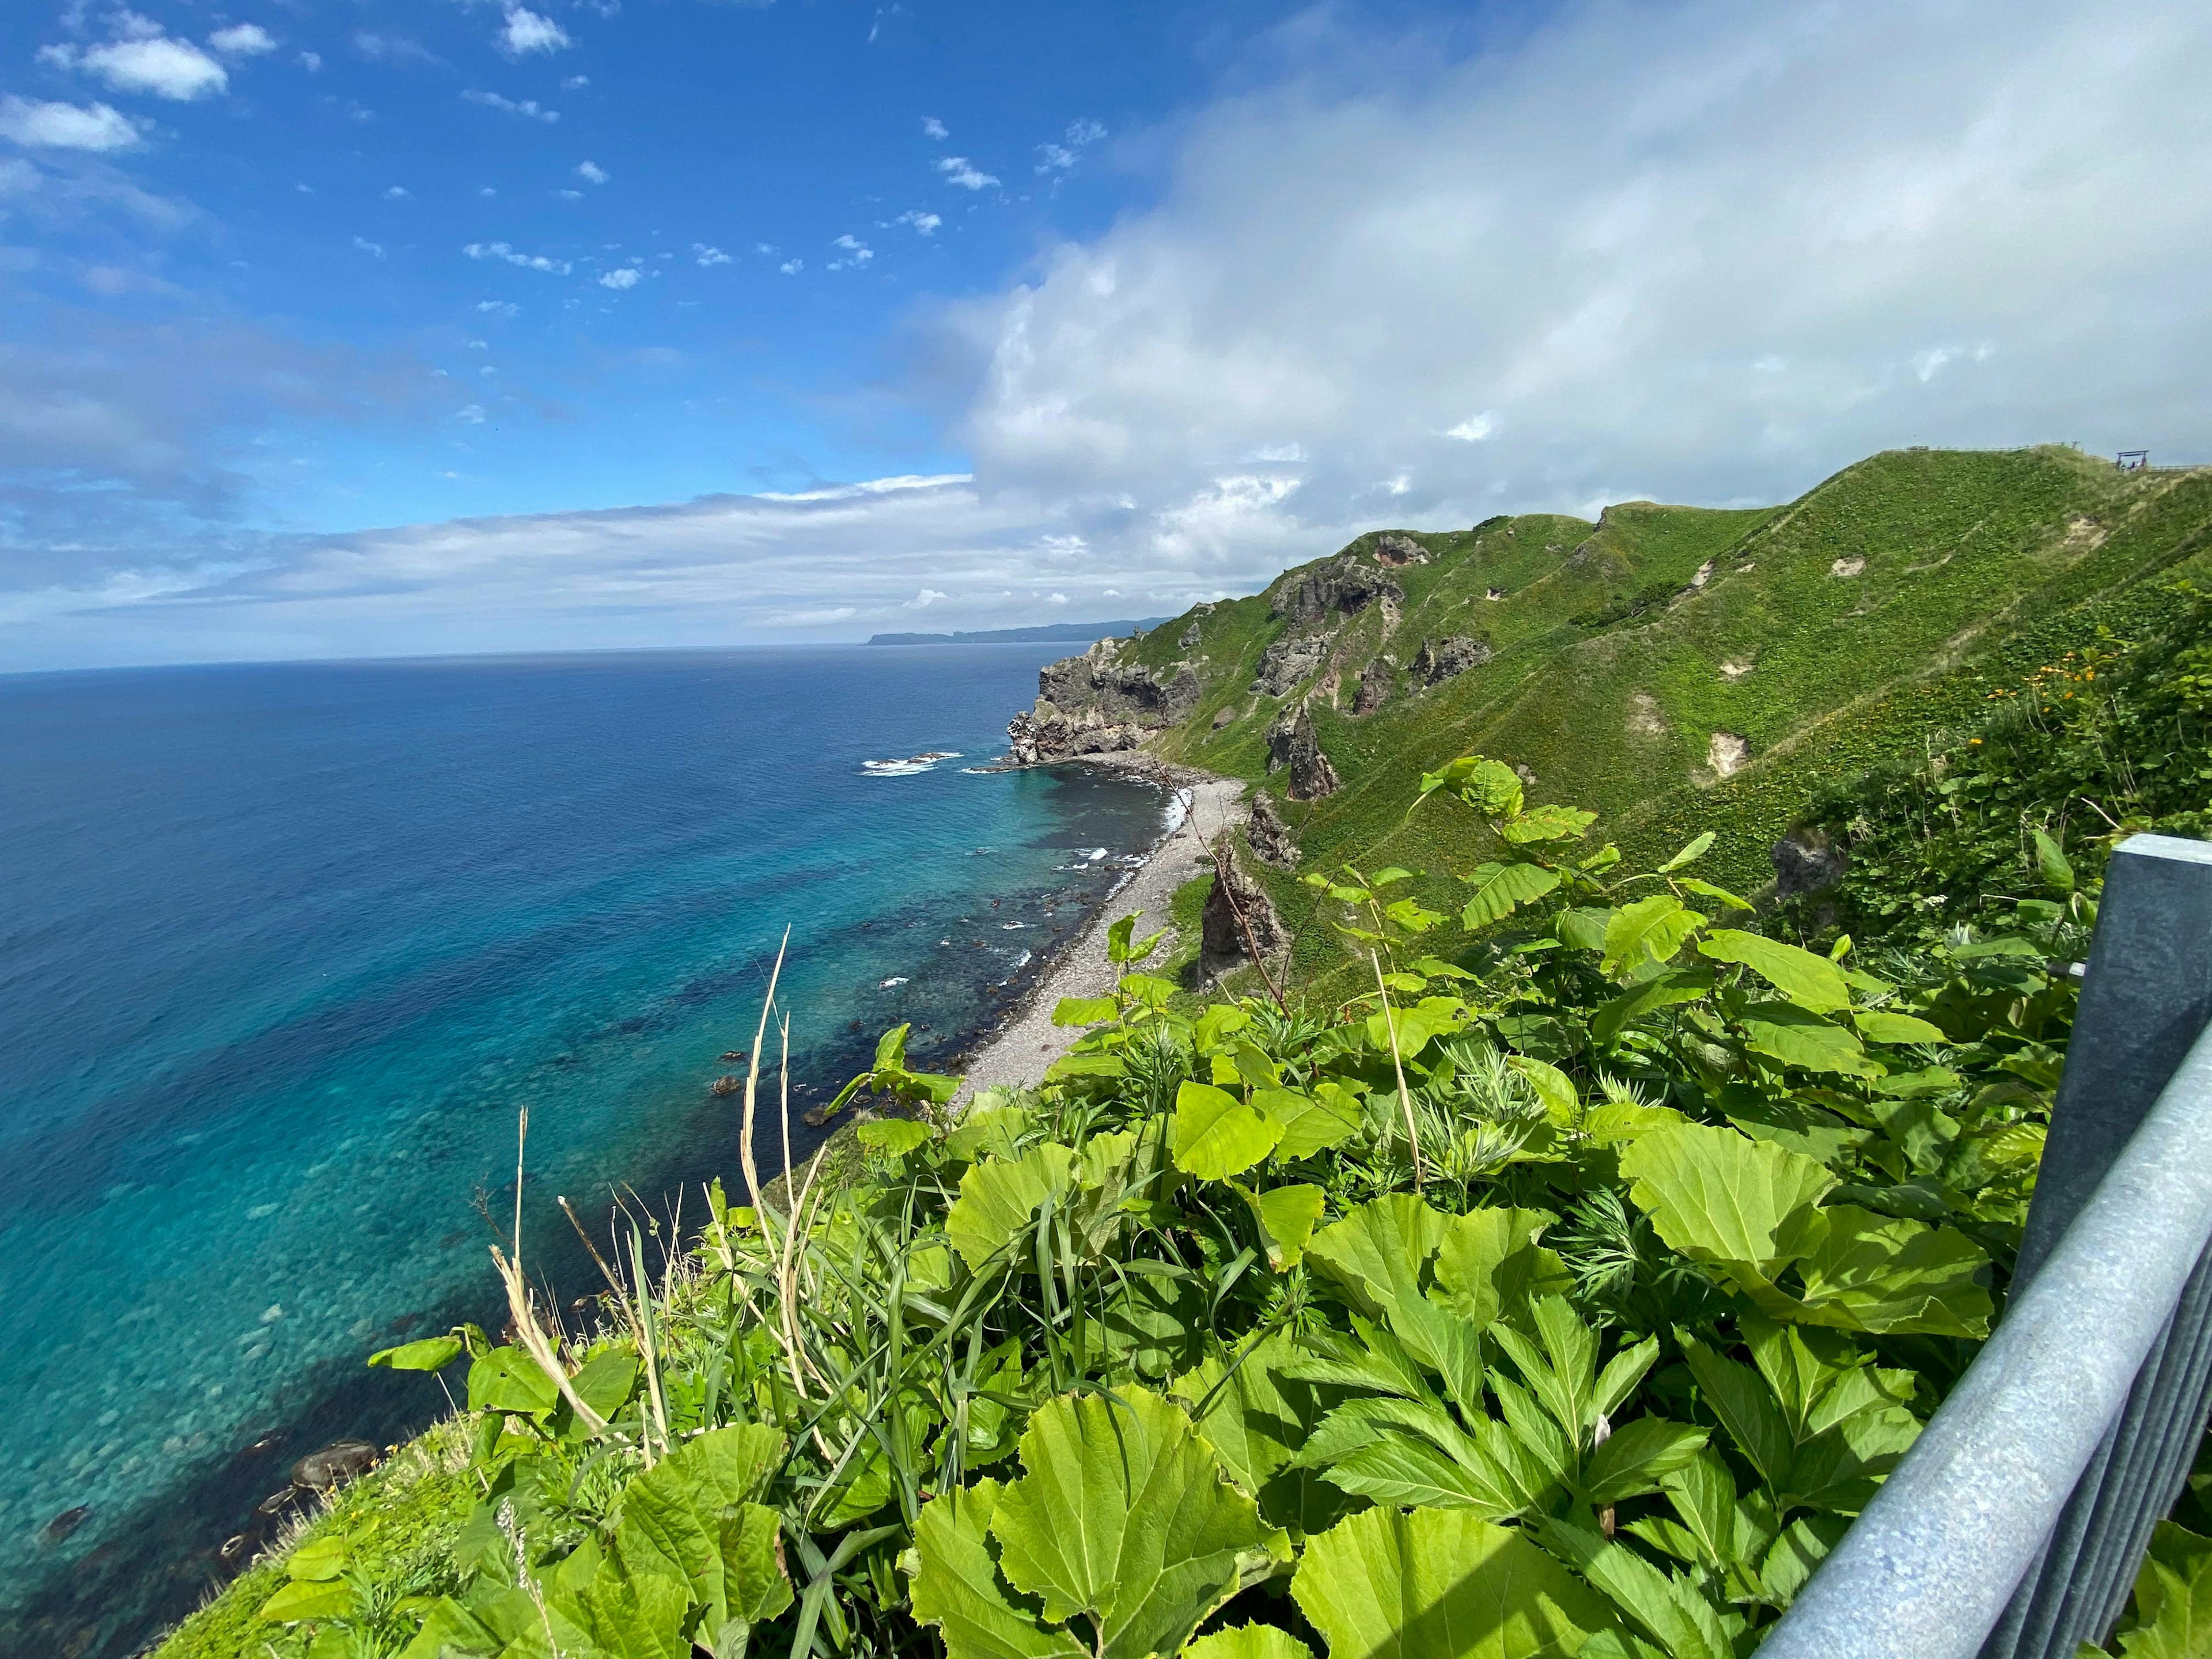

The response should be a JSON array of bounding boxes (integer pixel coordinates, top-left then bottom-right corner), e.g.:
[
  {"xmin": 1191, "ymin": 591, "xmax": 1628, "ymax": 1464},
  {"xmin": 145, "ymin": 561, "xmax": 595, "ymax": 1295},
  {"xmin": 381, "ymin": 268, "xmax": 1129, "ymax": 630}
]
[{"xmin": 952, "ymin": 756, "xmax": 1249, "ymax": 1103}]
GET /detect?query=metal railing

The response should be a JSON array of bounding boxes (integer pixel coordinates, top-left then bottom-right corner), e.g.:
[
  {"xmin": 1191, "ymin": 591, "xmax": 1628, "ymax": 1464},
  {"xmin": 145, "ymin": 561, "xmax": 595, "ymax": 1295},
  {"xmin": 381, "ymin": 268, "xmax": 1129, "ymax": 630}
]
[{"xmin": 1760, "ymin": 832, "xmax": 2212, "ymax": 1659}]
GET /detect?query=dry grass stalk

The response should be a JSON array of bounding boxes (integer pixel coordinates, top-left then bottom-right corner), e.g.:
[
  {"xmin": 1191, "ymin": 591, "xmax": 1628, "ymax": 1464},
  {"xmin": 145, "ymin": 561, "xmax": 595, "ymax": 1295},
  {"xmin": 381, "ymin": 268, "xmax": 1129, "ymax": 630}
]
[{"xmin": 1371, "ymin": 950, "xmax": 1425, "ymax": 1188}]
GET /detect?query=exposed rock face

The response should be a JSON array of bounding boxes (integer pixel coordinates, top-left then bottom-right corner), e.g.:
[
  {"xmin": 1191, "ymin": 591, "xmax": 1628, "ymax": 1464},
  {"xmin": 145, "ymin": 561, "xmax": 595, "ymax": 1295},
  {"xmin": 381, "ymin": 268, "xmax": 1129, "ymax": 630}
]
[
  {"xmin": 1005, "ymin": 638, "xmax": 1201, "ymax": 764},
  {"xmin": 1706, "ymin": 732, "xmax": 1749, "ymax": 778},
  {"xmin": 1211, "ymin": 705, "xmax": 1236, "ymax": 729},
  {"xmin": 1353, "ymin": 656, "xmax": 1396, "ymax": 714},
  {"xmin": 1246, "ymin": 792, "xmax": 1300, "ymax": 869},
  {"xmin": 1773, "ymin": 827, "xmax": 1849, "ymax": 900},
  {"xmin": 1202, "ymin": 855, "xmax": 1290, "ymax": 969},
  {"xmin": 1251, "ymin": 631, "xmax": 1331, "ymax": 698},
  {"xmin": 1370, "ymin": 533, "xmax": 1431, "ymax": 568},
  {"xmin": 1410, "ymin": 635, "xmax": 1492, "ymax": 686},
  {"xmin": 1267, "ymin": 704, "xmax": 1342, "ymax": 800},
  {"xmin": 1270, "ymin": 554, "xmax": 1403, "ymax": 625},
  {"xmin": 1179, "ymin": 619, "xmax": 1202, "ymax": 649}
]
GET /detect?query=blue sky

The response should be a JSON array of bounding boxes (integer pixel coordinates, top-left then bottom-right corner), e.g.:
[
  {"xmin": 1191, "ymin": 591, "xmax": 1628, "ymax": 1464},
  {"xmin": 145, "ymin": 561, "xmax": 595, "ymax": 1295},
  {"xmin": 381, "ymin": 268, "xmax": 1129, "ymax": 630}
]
[{"xmin": 5, "ymin": 0, "xmax": 2211, "ymax": 667}]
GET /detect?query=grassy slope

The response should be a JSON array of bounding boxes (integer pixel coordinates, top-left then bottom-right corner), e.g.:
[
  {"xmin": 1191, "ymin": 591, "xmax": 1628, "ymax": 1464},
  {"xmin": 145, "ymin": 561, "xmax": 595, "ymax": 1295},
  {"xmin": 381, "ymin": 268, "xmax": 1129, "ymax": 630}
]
[{"xmin": 1123, "ymin": 447, "xmax": 2212, "ymax": 973}]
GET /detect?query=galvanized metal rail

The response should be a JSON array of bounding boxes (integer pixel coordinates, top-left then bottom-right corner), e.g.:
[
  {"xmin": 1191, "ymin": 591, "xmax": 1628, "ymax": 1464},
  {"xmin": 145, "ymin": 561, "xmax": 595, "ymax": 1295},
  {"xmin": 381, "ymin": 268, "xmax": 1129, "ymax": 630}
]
[{"xmin": 1759, "ymin": 834, "xmax": 2212, "ymax": 1659}]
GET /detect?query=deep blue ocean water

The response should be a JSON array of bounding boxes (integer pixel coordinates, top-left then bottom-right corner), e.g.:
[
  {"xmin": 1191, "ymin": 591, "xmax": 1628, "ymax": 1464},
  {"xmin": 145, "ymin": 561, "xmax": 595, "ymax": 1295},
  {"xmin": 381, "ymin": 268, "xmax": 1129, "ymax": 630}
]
[{"xmin": 0, "ymin": 646, "xmax": 1164, "ymax": 1657}]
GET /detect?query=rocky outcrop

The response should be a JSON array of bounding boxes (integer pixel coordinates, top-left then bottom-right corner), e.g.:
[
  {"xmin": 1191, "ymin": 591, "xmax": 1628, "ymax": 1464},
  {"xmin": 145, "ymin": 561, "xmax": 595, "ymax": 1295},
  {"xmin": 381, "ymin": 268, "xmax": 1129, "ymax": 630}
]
[
  {"xmin": 1251, "ymin": 631, "xmax": 1330, "ymax": 698},
  {"xmin": 1270, "ymin": 554, "xmax": 1403, "ymax": 626},
  {"xmin": 1179, "ymin": 620, "xmax": 1201, "ymax": 649},
  {"xmin": 1353, "ymin": 656, "xmax": 1396, "ymax": 714},
  {"xmin": 1246, "ymin": 792, "xmax": 1300, "ymax": 869},
  {"xmin": 1267, "ymin": 704, "xmax": 1342, "ymax": 800},
  {"xmin": 1370, "ymin": 533, "xmax": 1431, "ymax": 568},
  {"xmin": 1410, "ymin": 635, "xmax": 1492, "ymax": 686},
  {"xmin": 1005, "ymin": 638, "xmax": 1201, "ymax": 764},
  {"xmin": 1210, "ymin": 705, "xmax": 1236, "ymax": 729},
  {"xmin": 1201, "ymin": 854, "xmax": 1290, "ymax": 972},
  {"xmin": 1772, "ymin": 828, "xmax": 1849, "ymax": 900}
]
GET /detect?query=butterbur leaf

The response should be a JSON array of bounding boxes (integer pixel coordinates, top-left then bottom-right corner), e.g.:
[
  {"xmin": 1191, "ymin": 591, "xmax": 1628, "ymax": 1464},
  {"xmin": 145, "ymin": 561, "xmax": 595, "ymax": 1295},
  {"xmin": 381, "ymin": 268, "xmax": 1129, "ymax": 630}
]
[
  {"xmin": 912, "ymin": 1480, "xmax": 1088, "ymax": 1659},
  {"xmin": 1266, "ymin": 1084, "xmax": 1363, "ymax": 1160},
  {"xmin": 1740, "ymin": 1005, "xmax": 1882, "ymax": 1078},
  {"xmin": 1505, "ymin": 1056, "xmax": 1578, "ymax": 1124},
  {"xmin": 369, "ymin": 1334, "xmax": 465, "ymax": 1372},
  {"xmin": 1502, "ymin": 804, "xmax": 1597, "ymax": 844},
  {"xmin": 1294, "ymin": 1506, "xmax": 1613, "ymax": 1659},
  {"xmin": 258, "ymin": 1576, "xmax": 357, "ymax": 1623},
  {"xmin": 1173, "ymin": 1081, "xmax": 1283, "ymax": 1181},
  {"xmin": 987, "ymin": 1389, "xmax": 1289, "ymax": 1659},
  {"xmin": 1462, "ymin": 861, "xmax": 1562, "ymax": 929},
  {"xmin": 615, "ymin": 1425, "xmax": 790, "ymax": 1600},
  {"xmin": 859, "ymin": 1118, "xmax": 933, "ymax": 1157},
  {"xmin": 1434, "ymin": 1206, "xmax": 1567, "ymax": 1329},
  {"xmin": 2113, "ymin": 1521, "xmax": 2212, "ymax": 1658},
  {"xmin": 1185, "ymin": 1626, "xmax": 1315, "ymax": 1659},
  {"xmin": 946, "ymin": 1144, "xmax": 1077, "ymax": 1274},
  {"xmin": 1237, "ymin": 1182, "xmax": 1327, "ymax": 1271},
  {"xmin": 1305, "ymin": 1195, "xmax": 1450, "ymax": 1324},
  {"xmin": 1052, "ymin": 996, "xmax": 1118, "ymax": 1027},
  {"xmin": 1619, "ymin": 1122, "xmax": 1834, "ymax": 1281},
  {"xmin": 1792, "ymin": 1205, "xmax": 1993, "ymax": 1338},
  {"xmin": 1601, "ymin": 897, "xmax": 1702, "ymax": 981},
  {"xmin": 560, "ymin": 1570, "xmax": 695, "ymax": 1659},
  {"xmin": 1698, "ymin": 930, "xmax": 1850, "ymax": 1013}
]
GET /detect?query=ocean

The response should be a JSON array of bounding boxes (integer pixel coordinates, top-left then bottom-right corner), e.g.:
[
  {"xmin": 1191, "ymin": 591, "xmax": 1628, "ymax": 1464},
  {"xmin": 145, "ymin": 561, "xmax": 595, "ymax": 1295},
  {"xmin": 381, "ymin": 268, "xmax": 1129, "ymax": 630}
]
[{"xmin": 0, "ymin": 645, "xmax": 1166, "ymax": 1658}]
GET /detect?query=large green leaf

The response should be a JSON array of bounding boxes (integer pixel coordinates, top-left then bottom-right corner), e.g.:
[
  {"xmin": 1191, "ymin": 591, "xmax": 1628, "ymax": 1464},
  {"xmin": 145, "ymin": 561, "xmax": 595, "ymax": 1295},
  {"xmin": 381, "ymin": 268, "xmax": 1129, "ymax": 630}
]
[
  {"xmin": 1292, "ymin": 1506, "xmax": 1615, "ymax": 1659},
  {"xmin": 1618, "ymin": 1122, "xmax": 1834, "ymax": 1282},
  {"xmin": 369, "ymin": 1334, "xmax": 465, "ymax": 1372},
  {"xmin": 614, "ymin": 1425, "xmax": 790, "ymax": 1624},
  {"xmin": 946, "ymin": 1143, "xmax": 1078, "ymax": 1273},
  {"xmin": 467, "ymin": 1346, "xmax": 560, "ymax": 1415},
  {"xmin": 1265, "ymin": 1084, "xmax": 1365, "ymax": 1160},
  {"xmin": 1539, "ymin": 1518, "xmax": 1728, "ymax": 1659},
  {"xmin": 1739, "ymin": 1004, "xmax": 1882, "ymax": 1078},
  {"xmin": 1601, "ymin": 897, "xmax": 1703, "ymax": 981},
  {"xmin": 1581, "ymin": 1418, "xmax": 1710, "ymax": 1507},
  {"xmin": 1173, "ymin": 1081, "xmax": 1283, "ymax": 1181},
  {"xmin": 1185, "ymin": 1626, "xmax": 1315, "ymax": 1659},
  {"xmin": 1171, "ymin": 1334, "xmax": 1344, "ymax": 1533},
  {"xmin": 1433, "ymin": 1206, "xmax": 1569, "ymax": 1330},
  {"xmin": 986, "ymin": 1389, "xmax": 1289, "ymax": 1659},
  {"xmin": 1502, "ymin": 804, "xmax": 1597, "ymax": 844},
  {"xmin": 1462, "ymin": 861, "xmax": 1562, "ymax": 929},
  {"xmin": 1852, "ymin": 1010, "xmax": 1948, "ymax": 1046},
  {"xmin": 2114, "ymin": 1522, "xmax": 2212, "ymax": 1658},
  {"xmin": 1237, "ymin": 1182, "xmax": 1327, "ymax": 1271},
  {"xmin": 1591, "ymin": 969, "xmax": 1713, "ymax": 1045},
  {"xmin": 1306, "ymin": 1195, "xmax": 1450, "ymax": 1324},
  {"xmin": 1698, "ymin": 930, "xmax": 1850, "ymax": 1013},
  {"xmin": 1792, "ymin": 1205, "xmax": 1993, "ymax": 1338},
  {"xmin": 910, "ymin": 1480, "xmax": 1087, "ymax": 1659}
]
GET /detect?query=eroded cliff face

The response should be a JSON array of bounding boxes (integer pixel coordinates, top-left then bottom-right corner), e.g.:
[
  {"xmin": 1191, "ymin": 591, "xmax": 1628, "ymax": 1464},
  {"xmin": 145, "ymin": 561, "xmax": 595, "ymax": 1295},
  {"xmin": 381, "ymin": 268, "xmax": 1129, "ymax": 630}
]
[{"xmin": 1004, "ymin": 637, "xmax": 1201, "ymax": 764}]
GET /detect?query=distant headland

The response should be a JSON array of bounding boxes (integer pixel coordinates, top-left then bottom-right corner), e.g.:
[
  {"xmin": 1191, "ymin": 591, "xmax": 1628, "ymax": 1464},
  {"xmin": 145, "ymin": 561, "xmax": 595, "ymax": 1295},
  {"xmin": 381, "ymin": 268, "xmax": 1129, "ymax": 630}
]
[{"xmin": 865, "ymin": 618, "xmax": 1169, "ymax": 646}]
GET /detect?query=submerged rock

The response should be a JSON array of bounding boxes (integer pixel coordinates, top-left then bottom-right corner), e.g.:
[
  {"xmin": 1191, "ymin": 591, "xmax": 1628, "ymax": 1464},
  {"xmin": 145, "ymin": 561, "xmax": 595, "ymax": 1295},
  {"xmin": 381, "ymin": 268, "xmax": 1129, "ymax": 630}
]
[
  {"xmin": 292, "ymin": 1440, "xmax": 377, "ymax": 1491},
  {"xmin": 1246, "ymin": 793, "xmax": 1300, "ymax": 869},
  {"xmin": 42, "ymin": 1506, "xmax": 89, "ymax": 1546}
]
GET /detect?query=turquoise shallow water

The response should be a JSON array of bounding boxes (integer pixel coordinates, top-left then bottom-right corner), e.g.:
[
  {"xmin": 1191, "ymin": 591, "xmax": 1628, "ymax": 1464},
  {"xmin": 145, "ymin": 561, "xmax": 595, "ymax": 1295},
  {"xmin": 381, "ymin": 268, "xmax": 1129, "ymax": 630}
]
[{"xmin": 0, "ymin": 646, "xmax": 1164, "ymax": 1657}]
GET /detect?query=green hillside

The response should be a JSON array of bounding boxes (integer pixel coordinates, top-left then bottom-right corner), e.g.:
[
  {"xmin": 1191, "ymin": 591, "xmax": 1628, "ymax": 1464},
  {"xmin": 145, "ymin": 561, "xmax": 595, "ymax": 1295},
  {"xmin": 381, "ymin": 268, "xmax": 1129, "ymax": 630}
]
[{"xmin": 1106, "ymin": 446, "xmax": 2212, "ymax": 971}]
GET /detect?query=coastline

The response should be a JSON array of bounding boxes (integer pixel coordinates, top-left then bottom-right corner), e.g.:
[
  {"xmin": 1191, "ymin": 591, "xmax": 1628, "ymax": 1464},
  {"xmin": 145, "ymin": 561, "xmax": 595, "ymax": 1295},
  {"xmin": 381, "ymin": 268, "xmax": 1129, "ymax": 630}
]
[{"xmin": 950, "ymin": 753, "xmax": 1250, "ymax": 1101}]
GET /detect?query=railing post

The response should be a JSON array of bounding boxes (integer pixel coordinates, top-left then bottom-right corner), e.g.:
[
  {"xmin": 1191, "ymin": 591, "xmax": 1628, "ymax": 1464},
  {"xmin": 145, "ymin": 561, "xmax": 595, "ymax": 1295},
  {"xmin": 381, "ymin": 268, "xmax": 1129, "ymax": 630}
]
[{"xmin": 1982, "ymin": 833, "xmax": 2212, "ymax": 1659}]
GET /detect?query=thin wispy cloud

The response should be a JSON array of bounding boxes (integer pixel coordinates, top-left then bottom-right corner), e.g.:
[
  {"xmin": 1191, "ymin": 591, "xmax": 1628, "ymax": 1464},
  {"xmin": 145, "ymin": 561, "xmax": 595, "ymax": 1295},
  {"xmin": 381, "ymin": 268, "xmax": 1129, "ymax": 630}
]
[
  {"xmin": 575, "ymin": 160, "xmax": 608, "ymax": 184},
  {"xmin": 464, "ymin": 241, "xmax": 571, "ymax": 274},
  {"xmin": 461, "ymin": 89, "xmax": 558, "ymax": 123},
  {"xmin": 895, "ymin": 209, "xmax": 941, "ymax": 236},
  {"xmin": 935, "ymin": 156, "xmax": 998, "ymax": 191},
  {"xmin": 921, "ymin": 116, "xmax": 948, "ymax": 139}
]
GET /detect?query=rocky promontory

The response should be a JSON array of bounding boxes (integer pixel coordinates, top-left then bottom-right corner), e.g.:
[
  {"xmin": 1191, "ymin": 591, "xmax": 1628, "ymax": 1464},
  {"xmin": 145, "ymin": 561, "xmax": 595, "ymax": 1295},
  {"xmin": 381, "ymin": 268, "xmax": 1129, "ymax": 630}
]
[{"xmin": 1004, "ymin": 635, "xmax": 1200, "ymax": 764}]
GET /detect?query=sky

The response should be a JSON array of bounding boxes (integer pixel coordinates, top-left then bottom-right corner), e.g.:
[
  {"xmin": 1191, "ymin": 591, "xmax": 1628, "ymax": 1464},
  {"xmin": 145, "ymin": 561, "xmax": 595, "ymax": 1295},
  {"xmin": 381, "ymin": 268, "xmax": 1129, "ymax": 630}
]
[{"xmin": 2, "ymin": 0, "xmax": 2210, "ymax": 670}]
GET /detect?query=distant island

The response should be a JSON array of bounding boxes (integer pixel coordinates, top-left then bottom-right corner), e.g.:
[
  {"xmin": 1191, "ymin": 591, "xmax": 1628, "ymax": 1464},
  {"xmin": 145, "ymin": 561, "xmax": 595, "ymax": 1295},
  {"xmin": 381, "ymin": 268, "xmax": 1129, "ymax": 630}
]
[{"xmin": 865, "ymin": 618, "xmax": 1169, "ymax": 646}]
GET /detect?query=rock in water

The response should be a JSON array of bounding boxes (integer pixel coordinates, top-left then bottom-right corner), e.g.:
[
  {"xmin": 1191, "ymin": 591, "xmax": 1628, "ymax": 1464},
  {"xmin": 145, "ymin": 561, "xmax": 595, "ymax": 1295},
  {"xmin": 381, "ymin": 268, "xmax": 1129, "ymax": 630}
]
[
  {"xmin": 1772, "ymin": 828, "xmax": 1849, "ymax": 899},
  {"xmin": 1249, "ymin": 631, "xmax": 1330, "ymax": 698},
  {"xmin": 292, "ymin": 1440, "xmax": 378, "ymax": 1491},
  {"xmin": 42, "ymin": 1506, "xmax": 89, "ymax": 1545},
  {"xmin": 1267, "ymin": 705, "xmax": 1341, "ymax": 800},
  {"xmin": 1005, "ymin": 638, "xmax": 1200, "ymax": 764},
  {"xmin": 1245, "ymin": 793, "xmax": 1300, "ymax": 869},
  {"xmin": 1353, "ymin": 656, "xmax": 1395, "ymax": 715}
]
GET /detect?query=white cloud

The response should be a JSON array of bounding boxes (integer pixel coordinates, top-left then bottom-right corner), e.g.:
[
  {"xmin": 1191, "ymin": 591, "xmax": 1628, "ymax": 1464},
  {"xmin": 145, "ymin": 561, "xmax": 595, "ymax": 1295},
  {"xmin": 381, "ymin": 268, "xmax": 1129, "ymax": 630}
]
[
  {"xmin": 693, "ymin": 243, "xmax": 732, "ymax": 266},
  {"xmin": 935, "ymin": 156, "xmax": 998, "ymax": 191},
  {"xmin": 575, "ymin": 159, "xmax": 608, "ymax": 184},
  {"xmin": 207, "ymin": 24, "xmax": 275, "ymax": 57},
  {"xmin": 0, "ymin": 96, "xmax": 141, "ymax": 151},
  {"xmin": 43, "ymin": 32, "xmax": 229, "ymax": 101},
  {"xmin": 895, "ymin": 209, "xmax": 941, "ymax": 236},
  {"xmin": 462, "ymin": 89, "xmax": 559, "ymax": 123},
  {"xmin": 1444, "ymin": 412, "xmax": 1496, "ymax": 442},
  {"xmin": 561, "ymin": 74, "xmax": 589, "ymax": 90},
  {"xmin": 464, "ymin": 241, "xmax": 570, "ymax": 274},
  {"xmin": 598, "ymin": 266, "xmax": 640, "ymax": 289},
  {"xmin": 1035, "ymin": 144, "xmax": 1075, "ymax": 173},
  {"xmin": 298, "ymin": 51, "xmax": 321, "ymax": 72},
  {"xmin": 499, "ymin": 7, "xmax": 572, "ymax": 56},
  {"xmin": 353, "ymin": 236, "xmax": 385, "ymax": 258},
  {"xmin": 905, "ymin": 588, "xmax": 948, "ymax": 608},
  {"xmin": 921, "ymin": 116, "xmax": 948, "ymax": 139},
  {"xmin": 828, "ymin": 233, "xmax": 873, "ymax": 270},
  {"xmin": 557, "ymin": 188, "xmax": 581, "ymax": 199},
  {"xmin": 1064, "ymin": 118, "xmax": 1107, "ymax": 146},
  {"xmin": 382, "ymin": 184, "xmax": 412, "ymax": 200},
  {"xmin": 779, "ymin": 257, "xmax": 802, "ymax": 275},
  {"xmin": 456, "ymin": 403, "xmax": 486, "ymax": 423}
]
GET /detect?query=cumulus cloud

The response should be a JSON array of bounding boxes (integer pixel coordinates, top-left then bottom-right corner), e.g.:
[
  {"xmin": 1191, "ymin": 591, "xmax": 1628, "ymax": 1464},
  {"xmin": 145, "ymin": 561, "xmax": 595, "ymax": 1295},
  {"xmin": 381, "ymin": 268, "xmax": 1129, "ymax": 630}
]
[
  {"xmin": 464, "ymin": 240, "xmax": 570, "ymax": 274},
  {"xmin": 693, "ymin": 244, "xmax": 732, "ymax": 266},
  {"xmin": 0, "ymin": 96, "xmax": 141, "ymax": 151},
  {"xmin": 42, "ymin": 28, "xmax": 230, "ymax": 101},
  {"xmin": 382, "ymin": 184, "xmax": 412, "ymax": 200},
  {"xmin": 561, "ymin": 74, "xmax": 590, "ymax": 91},
  {"xmin": 828, "ymin": 233, "xmax": 873, "ymax": 270},
  {"xmin": 476, "ymin": 298, "xmax": 518, "ymax": 317},
  {"xmin": 499, "ymin": 7, "xmax": 572, "ymax": 56},
  {"xmin": 575, "ymin": 159, "xmax": 608, "ymax": 184},
  {"xmin": 895, "ymin": 209, "xmax": 941, "ymax": 236},
  {"xmin": 921, "ymin": 116, "xmax": 948, "ymax": 139},
  {"xmin": 207, "ymin": 24, "xmax": 275, "ymax": 57},
  {"xmin": 598, "ymin": 266, "xmax": 640, "ymax": 289},
  {"xmin": 298, "ymin": 50, "xmax": 321, "ymax": 72},
  {"xmin": 935, "ymin": 156, "xmax": 998, "ymax": 191},
  {"xmin": 779, "ymin": 257, "xmax": 802, "ymax": 275}
]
